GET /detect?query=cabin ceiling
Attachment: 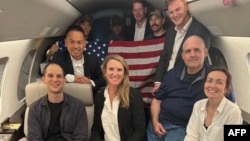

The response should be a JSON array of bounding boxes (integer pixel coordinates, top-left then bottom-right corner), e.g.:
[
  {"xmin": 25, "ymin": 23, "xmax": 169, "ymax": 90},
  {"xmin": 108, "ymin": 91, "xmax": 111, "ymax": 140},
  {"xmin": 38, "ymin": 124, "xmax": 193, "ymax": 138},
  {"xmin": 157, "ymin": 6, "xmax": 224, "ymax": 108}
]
[
  {"xmin": 0, "ymin": 0, "xmax": 250, "ymax": 43},
  {"xmin": 67, "ymin": 0, "xmax": 133, "ymax": 14},
  {"xmin": 67, "ymin": 0, "xmax": 166, "ymax": 18}
]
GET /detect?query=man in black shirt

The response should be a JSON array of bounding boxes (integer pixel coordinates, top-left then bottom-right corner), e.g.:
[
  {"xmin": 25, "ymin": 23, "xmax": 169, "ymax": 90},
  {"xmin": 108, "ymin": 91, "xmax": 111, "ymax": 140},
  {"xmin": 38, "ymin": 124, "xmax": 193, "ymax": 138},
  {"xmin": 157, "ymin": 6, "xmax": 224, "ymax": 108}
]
[
  {"xmin": 28, "ymin": 63, "xmax": 88, "ymax": 141},
  {"xmin": 145, "ymin": 8, "xmax": 167, "ymax": 40}
]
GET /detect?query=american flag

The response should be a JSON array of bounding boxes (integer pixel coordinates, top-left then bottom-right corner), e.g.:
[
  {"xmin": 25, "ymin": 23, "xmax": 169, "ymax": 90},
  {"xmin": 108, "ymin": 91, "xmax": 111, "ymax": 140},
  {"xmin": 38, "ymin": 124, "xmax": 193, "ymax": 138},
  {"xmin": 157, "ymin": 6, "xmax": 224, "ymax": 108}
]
[
  {"xmin": 107, "ymin": 38, "xmax": 165, "ymax": 107},
  {"xmin": 85, "ymin": 40, "xmax": 109, "ymax": 65},
  {"xmin": 53, "ymin": 39, "xmax": 165, "ymax": 107}
]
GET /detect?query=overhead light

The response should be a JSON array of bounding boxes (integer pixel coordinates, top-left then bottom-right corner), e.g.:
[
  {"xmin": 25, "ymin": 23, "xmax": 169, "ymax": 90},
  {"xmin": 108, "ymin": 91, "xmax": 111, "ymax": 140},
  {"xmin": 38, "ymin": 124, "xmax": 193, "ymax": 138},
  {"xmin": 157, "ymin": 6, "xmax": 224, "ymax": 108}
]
[{"xmin": 0, "ymin": 9, "xmax": 3, "ymax": 14}]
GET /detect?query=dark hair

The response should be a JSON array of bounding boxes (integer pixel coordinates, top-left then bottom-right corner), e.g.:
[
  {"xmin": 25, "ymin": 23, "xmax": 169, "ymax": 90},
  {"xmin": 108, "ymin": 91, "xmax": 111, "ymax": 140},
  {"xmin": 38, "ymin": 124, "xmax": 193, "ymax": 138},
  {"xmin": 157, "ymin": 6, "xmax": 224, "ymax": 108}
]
[
  {"xmin": 43, "ymin": 62, "xmax": 65, "ymax": 76},
  {"xmin": 205, "ymin": 67, "xmax": 232, "ymax": 95},
  {"xmin": 110, "ymin": 15, "xmax": 122, "ymax": 26},
  {"xmin": 65, "ymin": 25, "xmax": 85, "ymax": 38},
  {"xmin": 133, "ymin": 0, "xmax": 147, "ymax": 8},
  {"xmin": 76, "ymin": 15, "xmax": 93, "ymax": 27}
]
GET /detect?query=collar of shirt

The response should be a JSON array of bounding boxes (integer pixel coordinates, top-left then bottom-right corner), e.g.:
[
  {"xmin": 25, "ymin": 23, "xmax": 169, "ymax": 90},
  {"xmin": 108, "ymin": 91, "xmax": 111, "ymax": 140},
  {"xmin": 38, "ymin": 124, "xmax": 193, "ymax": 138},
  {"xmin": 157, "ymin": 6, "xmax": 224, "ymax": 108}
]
[
  {"xmin": 180, "ymin": 64, "xmax": 206, "ymax": 82},
  {"xmin": 104, "ymin": 87, "xmax": 119, "ymax": 100},
  {"xmin": 175, "ymin": 17, "xmax": 193, "ymax": 34},
  {"xmin": 70, "ymin": 55, "xmax": 84, "ymax": 67},
  {"xmin": 200, "ymin": 97, "xmax": 227, "ymax": 114},
  {"xmin": 135, "ymin": 18, "xmax": 146, "ymax": 29}
]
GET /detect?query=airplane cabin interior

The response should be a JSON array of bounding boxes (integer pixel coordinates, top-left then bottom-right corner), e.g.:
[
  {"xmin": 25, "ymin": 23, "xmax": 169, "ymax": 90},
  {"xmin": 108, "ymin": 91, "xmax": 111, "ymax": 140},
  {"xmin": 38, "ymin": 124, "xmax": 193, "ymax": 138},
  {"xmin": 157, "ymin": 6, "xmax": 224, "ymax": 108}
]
[{"xmin": 0, "ymin": 0, "xmax": 250, "ymax": 140}]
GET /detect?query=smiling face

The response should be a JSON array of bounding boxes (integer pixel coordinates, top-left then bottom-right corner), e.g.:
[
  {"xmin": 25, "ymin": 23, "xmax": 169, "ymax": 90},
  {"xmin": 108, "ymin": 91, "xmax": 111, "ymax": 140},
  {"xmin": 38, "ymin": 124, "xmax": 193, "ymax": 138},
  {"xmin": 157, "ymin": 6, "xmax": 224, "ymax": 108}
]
[
  {"xmin": 204, "ymin": 71, "xmax": 228, "ymax": 100},
  {"xmin": 65, "ymin": 30, "xmax": 86, "ymax": 60},
  {"xmin": 167, "ymin": 0, "xmax": 190, "ymax": 29},
  {"xmin": 104, "ymin": 59, "xmax": 125, "ymax": 87},
  {"xmin": 182, "ymin": 36, "xmax": 207, "ymax": 74},
  {"xmin": 42, "ymin": 64, "xmax": 65, "ymax": 95}
]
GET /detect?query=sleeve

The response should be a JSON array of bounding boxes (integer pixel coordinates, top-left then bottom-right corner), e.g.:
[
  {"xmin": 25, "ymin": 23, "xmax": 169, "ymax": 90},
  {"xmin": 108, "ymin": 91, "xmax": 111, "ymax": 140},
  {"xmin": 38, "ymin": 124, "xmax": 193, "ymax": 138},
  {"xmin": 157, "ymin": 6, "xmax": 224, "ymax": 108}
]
[
  {"xmin": 154, "ymin": 73, "xmax": 169, "ymax": 100},
  {"xmin": 89, "ymin": 92, "xmax": 104, "ymax": 141},
  {"xmin": 154, "ymin": 37, "xmax": 168, "ymax": 82},
  {"xmin": 126, "ymin": 88, "xmax": 146, "ymax": 141},
  {"xmin": 88, "ymin": 55, "xmax": 106, "ymax": 93},
  {"xmin": 184, "ymin": 102, "xmax": 200, "ymax": 141},
  {"xmin": 73, "ymin": 102, "xmax": 88, "ymax": 141},
  {"xmin": 27, "ymin": 104, "xmax": 44, "ymax": 141},
  {"xmin": 51, "ymin": 51, "xmax": 66, "ymax": 71}
]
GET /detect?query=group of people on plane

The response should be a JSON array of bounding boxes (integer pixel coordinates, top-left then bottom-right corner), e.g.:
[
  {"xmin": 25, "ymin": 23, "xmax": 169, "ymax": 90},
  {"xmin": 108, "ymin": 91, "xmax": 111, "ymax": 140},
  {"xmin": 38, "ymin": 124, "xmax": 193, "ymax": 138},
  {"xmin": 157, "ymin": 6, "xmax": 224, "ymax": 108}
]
[{"xmin": 27, "ymin": 0, "xmax": 243, "ymax": 141}]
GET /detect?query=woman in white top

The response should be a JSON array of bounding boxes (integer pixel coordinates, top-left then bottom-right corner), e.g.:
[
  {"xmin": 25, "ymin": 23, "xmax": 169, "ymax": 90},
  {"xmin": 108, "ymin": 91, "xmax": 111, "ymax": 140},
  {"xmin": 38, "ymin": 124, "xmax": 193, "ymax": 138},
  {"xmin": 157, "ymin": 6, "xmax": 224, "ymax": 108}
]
[
  {"xmin": 184, "ymin": 67, "xmax": 242, "ymax": 141},
  {"xmin": 89, "ymin": 55, "xmax": 146, "ymax": 141}
]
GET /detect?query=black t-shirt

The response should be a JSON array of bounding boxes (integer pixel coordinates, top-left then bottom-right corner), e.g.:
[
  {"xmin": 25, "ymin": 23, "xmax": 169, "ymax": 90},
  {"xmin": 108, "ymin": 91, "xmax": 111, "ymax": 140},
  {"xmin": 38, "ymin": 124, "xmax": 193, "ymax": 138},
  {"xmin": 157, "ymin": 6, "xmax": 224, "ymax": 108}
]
[{"xmin": 45, "ymin": 101, "xmax": 67, "ymax": 141}]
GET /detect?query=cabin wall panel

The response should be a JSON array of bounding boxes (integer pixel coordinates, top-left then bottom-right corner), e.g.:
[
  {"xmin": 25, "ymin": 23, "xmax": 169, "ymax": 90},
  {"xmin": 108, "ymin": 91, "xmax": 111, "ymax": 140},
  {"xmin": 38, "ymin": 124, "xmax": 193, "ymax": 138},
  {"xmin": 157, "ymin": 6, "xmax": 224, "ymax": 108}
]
[{"xmin": 211, "ymin": 36, "xmax": 250, "ymax": 123}]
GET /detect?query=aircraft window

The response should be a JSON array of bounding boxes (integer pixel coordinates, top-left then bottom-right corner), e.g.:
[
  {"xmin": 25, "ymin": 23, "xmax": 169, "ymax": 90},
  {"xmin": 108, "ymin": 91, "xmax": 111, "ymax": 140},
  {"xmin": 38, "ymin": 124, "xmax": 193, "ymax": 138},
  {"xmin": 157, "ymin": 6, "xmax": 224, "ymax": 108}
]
[
  {"xmin": 17, "ymin": 50, "xmax": 36, "ymax": 101},
  {"xmin": 209, "ymin": 47, "xmax": 228, "ymax": 68},
  {"xmin": 0, "ymin": 57, "xmax": 8, "ymax": 98}
]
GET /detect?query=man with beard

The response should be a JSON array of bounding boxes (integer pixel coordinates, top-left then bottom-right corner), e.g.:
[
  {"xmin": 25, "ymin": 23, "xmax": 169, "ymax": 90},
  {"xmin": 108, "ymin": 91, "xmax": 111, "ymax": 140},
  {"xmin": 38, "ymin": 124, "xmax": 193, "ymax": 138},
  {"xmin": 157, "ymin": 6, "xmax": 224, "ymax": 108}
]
[{"xmin": 145, "ymin": 8, "xmax": 167, "ymax": 40}]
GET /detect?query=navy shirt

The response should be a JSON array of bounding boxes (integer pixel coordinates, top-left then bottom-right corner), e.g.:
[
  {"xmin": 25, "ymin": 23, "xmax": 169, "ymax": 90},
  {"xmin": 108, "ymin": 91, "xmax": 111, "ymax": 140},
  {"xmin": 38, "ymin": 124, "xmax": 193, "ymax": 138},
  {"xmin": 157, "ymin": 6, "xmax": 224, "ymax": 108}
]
[{"xmin": 155, "ymin": 64, "xmax": 235, "ymax": 127}]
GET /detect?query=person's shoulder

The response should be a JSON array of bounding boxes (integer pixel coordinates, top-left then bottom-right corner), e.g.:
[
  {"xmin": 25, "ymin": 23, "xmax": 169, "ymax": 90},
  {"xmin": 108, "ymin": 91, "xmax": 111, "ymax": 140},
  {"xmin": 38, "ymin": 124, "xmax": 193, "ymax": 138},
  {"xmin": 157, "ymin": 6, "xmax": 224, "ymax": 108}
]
[
  {"xmin": 84, "ymin": 53, "xmax": 97, "ymax": 60},
  {"xmin": 64, "ymin": 93, "xmax": 85, "ymax": 106},
  {"xmin": 168, "ymin": 65, "xmax": 184, "ymax": 74},
  {"xmin": 166, "ymin": 25, "xmax": 175, "ymax": 32},
  {"xmin": 53, "ymin": 49, "xmax": 68, "ymax": 59},
  {"xmin": 192, "ymin": 17, "xmax": 205, "ymax": 26},
  {"xmin": 191, "ymin": 18, "xmax": 210, "ymax": 32},
  {"xmin": 196, "ymin": 98, "xmax": 207, "ymax": 105},
  {"xmin": 95, "ymin": 87, "xmax": 105, "ymax": 99},
  {"xmin": 225, "ymin": 98, "xmax": 240, "ymax": 109},
  {"xmin": 144, "ymin": 34, "xmax": 154, "ymax": 40},
  {"xmin": 206, "ymin": 64, "xmax": 216, "ymax": 71},
  {"xmin": 30, "ymin": 95, "xmax": 47, "ymax": 108},
  {"xmin": 194, "ymin": 98, "xmax": 207, "ymax": 108}
]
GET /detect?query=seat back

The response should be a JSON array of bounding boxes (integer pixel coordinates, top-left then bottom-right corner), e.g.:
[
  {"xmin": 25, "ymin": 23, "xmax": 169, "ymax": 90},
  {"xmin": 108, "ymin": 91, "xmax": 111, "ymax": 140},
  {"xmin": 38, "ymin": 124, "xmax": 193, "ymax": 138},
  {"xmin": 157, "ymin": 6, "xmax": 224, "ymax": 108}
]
[{"xmin": 23, "ymin": 82, "xmax": 94, "ymax": 140}]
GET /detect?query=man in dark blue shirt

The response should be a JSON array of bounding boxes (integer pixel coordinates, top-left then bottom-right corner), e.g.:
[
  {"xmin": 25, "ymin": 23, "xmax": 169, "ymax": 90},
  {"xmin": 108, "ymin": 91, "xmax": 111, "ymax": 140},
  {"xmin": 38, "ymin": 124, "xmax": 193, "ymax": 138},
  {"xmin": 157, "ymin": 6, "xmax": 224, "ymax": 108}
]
[{"xmin": 147, "ymin": 35, "xmax": 235, "ymax": 141}]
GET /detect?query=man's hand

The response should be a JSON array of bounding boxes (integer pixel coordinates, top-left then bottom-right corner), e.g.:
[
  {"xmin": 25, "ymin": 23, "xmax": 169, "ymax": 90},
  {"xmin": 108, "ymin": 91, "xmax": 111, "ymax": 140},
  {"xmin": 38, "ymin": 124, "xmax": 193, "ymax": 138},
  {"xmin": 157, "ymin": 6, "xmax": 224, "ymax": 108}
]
[
  {"xmin": 50, "ymin": 44, "xmax": 59, "ymax": 54},
  {"xmin": 152, "ymin": 83, "xmax": 161, "ymax": 96},
  {"xmin": 74, "ymin": 76, "xmax": 91, "ymax": 84},
  {"xmin": 153, "ymin": 121, "xmax": 167, "ymax": 138}
]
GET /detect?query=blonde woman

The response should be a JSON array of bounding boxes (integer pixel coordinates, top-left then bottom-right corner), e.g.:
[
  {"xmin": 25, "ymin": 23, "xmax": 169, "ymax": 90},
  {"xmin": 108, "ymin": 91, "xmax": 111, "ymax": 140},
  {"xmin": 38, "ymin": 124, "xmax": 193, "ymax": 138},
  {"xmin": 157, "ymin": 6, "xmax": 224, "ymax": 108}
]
[{"xmin": 90, "ymin": 55, "xmax": 146, "ymax": 141}]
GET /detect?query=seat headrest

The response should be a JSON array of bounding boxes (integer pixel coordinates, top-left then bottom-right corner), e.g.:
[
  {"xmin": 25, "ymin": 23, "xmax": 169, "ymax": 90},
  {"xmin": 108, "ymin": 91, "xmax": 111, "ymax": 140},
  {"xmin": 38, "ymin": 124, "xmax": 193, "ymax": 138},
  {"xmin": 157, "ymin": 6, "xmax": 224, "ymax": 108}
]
[{"xmin": 25, "ymin": 82, "xmax": 93, "ymax": 106}]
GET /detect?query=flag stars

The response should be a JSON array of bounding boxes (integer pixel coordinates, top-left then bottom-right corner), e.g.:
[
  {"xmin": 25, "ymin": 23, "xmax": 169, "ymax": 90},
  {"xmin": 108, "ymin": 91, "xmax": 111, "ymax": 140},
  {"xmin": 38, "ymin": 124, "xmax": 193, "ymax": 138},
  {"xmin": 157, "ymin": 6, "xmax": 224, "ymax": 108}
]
[{"xmin": 85, "ymin": 41, "xmax": 109, "ymax": 66}]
